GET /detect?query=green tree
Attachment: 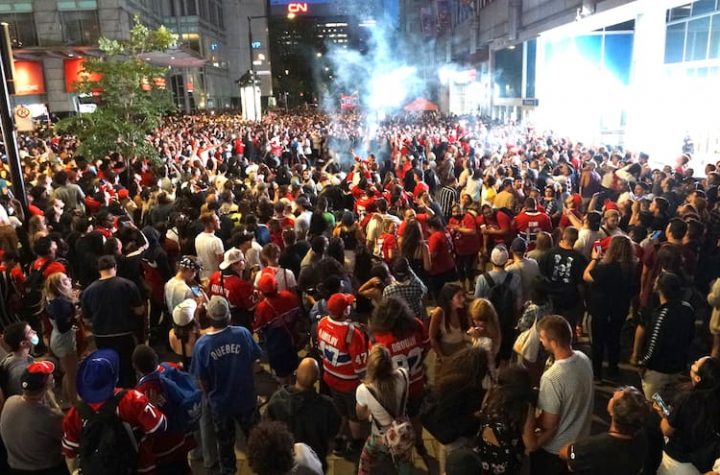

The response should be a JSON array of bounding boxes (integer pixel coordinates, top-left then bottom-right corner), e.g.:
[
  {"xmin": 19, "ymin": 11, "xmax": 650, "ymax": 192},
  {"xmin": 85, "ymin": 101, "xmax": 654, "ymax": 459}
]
[{"xmin": 56, "ymin": 19, "xmax": 177, "ymax": 164}]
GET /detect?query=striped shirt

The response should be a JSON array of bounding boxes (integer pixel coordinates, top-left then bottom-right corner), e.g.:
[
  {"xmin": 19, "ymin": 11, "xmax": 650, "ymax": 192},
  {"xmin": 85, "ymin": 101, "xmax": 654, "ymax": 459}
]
[{"xmin": 537, "ymin": 351, "xmax": 594, "ymax": 454}]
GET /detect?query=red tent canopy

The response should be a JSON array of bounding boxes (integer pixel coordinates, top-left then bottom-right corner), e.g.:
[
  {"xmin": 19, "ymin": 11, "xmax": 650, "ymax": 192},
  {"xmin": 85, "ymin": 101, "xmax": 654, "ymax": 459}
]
[{"xmin": 404, "ymin": 98, "xmax": 439, "ymax": 112}]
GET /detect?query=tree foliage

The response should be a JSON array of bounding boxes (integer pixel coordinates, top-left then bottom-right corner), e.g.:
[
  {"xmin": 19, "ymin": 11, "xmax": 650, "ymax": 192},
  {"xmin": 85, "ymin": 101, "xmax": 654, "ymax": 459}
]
[{"xmin": 56, "ymin": 19, "xmax": 178, "ymax": 163}]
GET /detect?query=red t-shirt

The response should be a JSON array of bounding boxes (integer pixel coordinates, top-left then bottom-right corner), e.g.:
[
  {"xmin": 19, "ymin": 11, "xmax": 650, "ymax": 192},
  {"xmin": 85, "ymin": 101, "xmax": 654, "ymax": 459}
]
[
  {"xmin": 208, "ymin": 271, "xmax": 258, "ymax": 313},
  {"xmin": 370, "ymin": 319, "xmax": 429, "ymax": 398},
  {"xmin": 379, "ymin": 232, "xmax": 397, "ymax": 263},
  {"xmin": 449, "ymin": 213, "xmax": 481, "ymax": 256},
  {"xmin": 477, "ymin": 211, "xmax": 514, "ymax": 245},
  {"xmin": 316, "ymin": 318, "xmax": 367, "ymax": 392},
  {"xmin": 559, "ymin": 209, "xmax": 582, "ymax": 229},
  {"xmin": 514, "ymin": 210, "xmax": 552, "ymax": 241},
  {"xmin": 62, "ymin": 388, "xmax": 166, "ymax": 473},
  {"xmin": 31, "ymin": 257, "xmax": 66, "ymax": 279},
  {"xmin": 428, "ymin": 230, "xmax": 456, "ymax": 275},
  {"xmin": 398, "ymin": 213, "xmax": 430, "ymax": 239},
  {"xmin": 253, "ymin": 291, "xmax": 301, "ymax": 332}
]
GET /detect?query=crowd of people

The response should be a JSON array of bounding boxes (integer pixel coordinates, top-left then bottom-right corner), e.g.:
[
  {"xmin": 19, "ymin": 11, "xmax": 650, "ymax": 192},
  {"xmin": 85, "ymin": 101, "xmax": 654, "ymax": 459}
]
[{"xmin": 0, "ymin": 111, "xmax": 719, "ymax": 475}]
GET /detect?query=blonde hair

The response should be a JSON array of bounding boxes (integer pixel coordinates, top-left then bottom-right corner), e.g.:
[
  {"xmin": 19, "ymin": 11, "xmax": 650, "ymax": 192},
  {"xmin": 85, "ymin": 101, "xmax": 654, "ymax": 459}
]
[
  {"xmin": 44, "ymin": 272, "xmax": 74, "ymax": 303},
  {"xmin": 468, "ymin": 298, "xmax": 502, "ymax": 356},
  {"xmin": 364, "ymin": 344, "xmax": 399, "ymax": 414}
]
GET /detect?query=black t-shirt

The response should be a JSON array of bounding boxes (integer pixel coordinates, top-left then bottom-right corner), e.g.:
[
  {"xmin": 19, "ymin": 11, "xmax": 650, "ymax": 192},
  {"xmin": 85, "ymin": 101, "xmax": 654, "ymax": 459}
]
[
  {"xmin": 538, "ymin": 247, "xmax": 588, "ymax": 310},
  {"xmin": 568, "ymin": 432, "xmax": 647, "ymax": 475},
  {"xmin": 280, "ymin": 241, "xmax": 311, "ymax": 279},
  {"xmin": 589, "ymin": 262, "xmax": 634, "ymax": 317},
  {"xmin": 665, "ymin": 392, "xmax": 714, "ymax": 463},
  {"xmin": 81, "ymin": 276, "xmax": 143, "ymax": 336}
]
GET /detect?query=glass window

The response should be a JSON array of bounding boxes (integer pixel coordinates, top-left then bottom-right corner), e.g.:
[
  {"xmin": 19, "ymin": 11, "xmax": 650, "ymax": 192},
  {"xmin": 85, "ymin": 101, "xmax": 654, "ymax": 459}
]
[
  {"xmin": 692, "ymin": 0, "xmax": 716, "ymax": 16},
  {"xmin": 494, "ymin": 46, "xmax": 522, "ymax": 98},
  {"xmin": 665, "ymin": 22, "xmax": 686, "ymax": 63},
  {"xmin": 525, "ymin": 39, "xmax": 536, "ymax": 98},
  {"xmin": 0, "ymin": 13, "xmax": 37, "ymax": 47},
  {"xmin": 710, "ymin": 13, "xmax": 720, "ymax": 58},
  {"xmin": 686, "ymin": 16, "xmax": 710, "ymax": 61},
  {"xmin": 668, "ymin": 4, "xmax": 693, "ymax": 22},
  {"xmin": 61, "ymin": 10, "xmax": 99, "ymax": 45},
  {"xmin": 604, "ymin": 33, "xmax": 633, "ymax": 85},
  {"xmin": 185, "ymin": 0, "xmax": 197, "ymax": 16}
]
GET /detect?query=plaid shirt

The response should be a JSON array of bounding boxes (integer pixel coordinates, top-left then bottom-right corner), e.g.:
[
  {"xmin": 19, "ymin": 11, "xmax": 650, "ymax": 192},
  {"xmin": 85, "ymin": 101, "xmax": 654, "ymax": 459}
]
[{"xmin": 383, "ymin": 270, "xmax": 428, "ymax": 318}]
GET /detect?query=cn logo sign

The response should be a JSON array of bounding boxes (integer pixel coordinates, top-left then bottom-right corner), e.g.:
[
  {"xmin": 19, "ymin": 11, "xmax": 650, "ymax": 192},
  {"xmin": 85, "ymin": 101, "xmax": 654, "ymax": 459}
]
[{"xmin": 288, "ymin": 2, "xmax": 308, "ymax": 13}]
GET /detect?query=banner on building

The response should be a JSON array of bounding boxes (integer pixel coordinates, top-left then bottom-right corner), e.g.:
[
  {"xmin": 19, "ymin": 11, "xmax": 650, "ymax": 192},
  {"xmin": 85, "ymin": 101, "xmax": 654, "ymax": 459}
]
[
  {"xmin": 340, "ymin": 94, "xmax": 358, "ymax": 110},
  {"xmin": 421, "ymin": 6, "xmax": 435, "ymax": 37},
  {"xmin": 14, "ymin": 105, "xmax": 34, "ymax": 131},
  {"xmin": 13, "ymin": 61, "xmax": 45, "ymax": 96},
  {"xmin": 64, "ymin": 58, "xmax": 103, "ymax": 92},
  {"xmin": 436, "ymin": 0, "xmax": 450, "ymax": 31}
]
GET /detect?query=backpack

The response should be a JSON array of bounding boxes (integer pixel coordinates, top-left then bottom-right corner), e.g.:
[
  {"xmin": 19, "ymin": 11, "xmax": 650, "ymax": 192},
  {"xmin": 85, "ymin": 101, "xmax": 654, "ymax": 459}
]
[
  {"xmin": 483, "ymin": 272, "xmax": 516, "ymax": 324},
  {"xmin": 138, "ymin": 363, "xmax": 202, "ymax": 433},
  {"xmin": 24, "ymin": 260, "xmax": 53, "ymax": 317},
  {"xmin": 365, "ymin": 368, "xmax": 416, "ymax": 461},
  {"xmin": 76, "ymin": 390, "xmax": 139, "ymax": 475},
  {"xmin": 264, "ymin": 299, "xmax": 310, "ymax": 352}
]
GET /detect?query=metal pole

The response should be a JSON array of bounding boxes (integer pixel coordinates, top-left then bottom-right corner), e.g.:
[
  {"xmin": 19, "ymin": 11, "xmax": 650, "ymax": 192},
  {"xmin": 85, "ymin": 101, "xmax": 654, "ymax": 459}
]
[
  {"xmin": 247, "ymin": 16, "xmax": 257, "ymax": 121},
  {"xmin": 0, "ymin": 23, "xmax": 28, "ymax": 218}
]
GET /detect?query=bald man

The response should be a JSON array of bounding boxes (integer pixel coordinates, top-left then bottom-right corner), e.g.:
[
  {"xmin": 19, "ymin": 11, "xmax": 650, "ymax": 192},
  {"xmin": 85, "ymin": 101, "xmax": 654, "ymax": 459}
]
[{"xmin": 267, "ymin": 358, "xmax": 340, "ymax": 470}]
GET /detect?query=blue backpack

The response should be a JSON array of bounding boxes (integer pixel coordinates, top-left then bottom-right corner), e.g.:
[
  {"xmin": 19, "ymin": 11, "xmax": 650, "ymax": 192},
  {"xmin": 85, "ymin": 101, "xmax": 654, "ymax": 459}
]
[{"xmin": 139, "ymin": 363, "xmax": 202, "ymax": 433}]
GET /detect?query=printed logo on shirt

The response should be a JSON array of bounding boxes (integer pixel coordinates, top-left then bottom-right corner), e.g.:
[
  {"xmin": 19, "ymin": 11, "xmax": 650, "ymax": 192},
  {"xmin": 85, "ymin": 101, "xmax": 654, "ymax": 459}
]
[{"xmin": 210, "ymin": 344, "xmax": 242, "ymax": 360}]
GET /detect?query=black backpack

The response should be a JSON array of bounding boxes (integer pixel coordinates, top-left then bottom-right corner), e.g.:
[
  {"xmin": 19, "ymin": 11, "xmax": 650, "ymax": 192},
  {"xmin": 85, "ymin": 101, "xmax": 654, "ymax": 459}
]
[
  {"xmin": 483, "ymin": 272, "xmax": 516, "ymax": 324},
  {"xmin": 76, "ymin": 390, "xmax": 138, "ymax": 475},
  {"xmin": 24, "ymin": 260, "xmax": 52, "ymax": 317}
]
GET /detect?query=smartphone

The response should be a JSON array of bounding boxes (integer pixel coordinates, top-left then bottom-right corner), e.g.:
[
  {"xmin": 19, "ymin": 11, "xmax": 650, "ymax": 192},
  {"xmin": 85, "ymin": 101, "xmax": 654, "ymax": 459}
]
[
  {"xmin": 650, "ymin": 230, "xmax": 663, "ymax": 241},
  {"xmin": 652, "ymin": 392, "xmax": 670, "ymax": 416},
  {"xmin": 594, "ymin": 243, "xmax": 603, "ymax": 256},
  {"xmin": 190, "ymin": 286, "xmax": 201, "ymax": 297}
]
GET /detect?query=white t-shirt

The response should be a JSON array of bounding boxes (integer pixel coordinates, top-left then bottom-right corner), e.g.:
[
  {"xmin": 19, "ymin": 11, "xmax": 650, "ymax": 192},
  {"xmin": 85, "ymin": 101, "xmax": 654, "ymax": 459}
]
[
  {"xmin": 164, "ymin": 276, "xmax": 193, "ymax": 312},
  {"xmin": 356, "ymin": 368, "xmax": 408, "ymax": 435},
  {"xmin": 195, "ymin": 231, "xmax": 224, "ymax": 280},
  {"xmin": 254, "ymin": 266, "xmax": 297, "ymax": 292}
]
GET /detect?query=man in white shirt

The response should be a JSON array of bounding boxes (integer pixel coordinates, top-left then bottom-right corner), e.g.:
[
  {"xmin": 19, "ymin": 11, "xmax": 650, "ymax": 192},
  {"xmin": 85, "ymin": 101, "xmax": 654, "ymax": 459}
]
[
  {"xmin": 528, "ymin": 315, "xmax": 594, "ymax": 475},
  {"xmin": 195, "ymin": 212, "xmax": 224, "ymax": 281}
]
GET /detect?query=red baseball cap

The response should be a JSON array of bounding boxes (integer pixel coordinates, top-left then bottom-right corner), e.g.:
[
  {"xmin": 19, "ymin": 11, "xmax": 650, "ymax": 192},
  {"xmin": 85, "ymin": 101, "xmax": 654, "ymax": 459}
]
[
  {"xmin": 327, "ymin": 293, "xmax": 356, "ymax": 317},
  {"xmin": 21, "ymin": 361, "xmax": 55, "ymax": 392},
  {"xmin": 257, "ymin": 273, "xmax": 277, "ymax": 294}
]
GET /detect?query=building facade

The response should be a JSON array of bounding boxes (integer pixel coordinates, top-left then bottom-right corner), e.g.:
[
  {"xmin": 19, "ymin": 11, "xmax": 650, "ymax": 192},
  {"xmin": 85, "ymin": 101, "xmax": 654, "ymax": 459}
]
[{"xmin": 3, "ymin": 0, "xmax": 272, "ymax": 115}]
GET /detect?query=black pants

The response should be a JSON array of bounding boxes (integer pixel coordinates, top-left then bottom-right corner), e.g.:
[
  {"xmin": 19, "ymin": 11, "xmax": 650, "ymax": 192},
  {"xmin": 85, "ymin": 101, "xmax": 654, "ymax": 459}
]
[
  {"xmin": 455, "ymin": 254, "xmax": 476, "ymax": 284},
  {"xmin": 428, "ymin": 269, "xmax": 458, "ymax": 300},
  {"xmin": 211, "ymin": 409, "xmax": 259, "ymax": 475},
  {"xmin": 94, "ymin": 333, "xmax": 136, "ymax": 388},
  {"xmin": 530, "ymin": 449, "xmax": 568, "ymax": 475},
  {"xmin": 591, "ymin": 310, "xmax": 627, "ymax": 376}
]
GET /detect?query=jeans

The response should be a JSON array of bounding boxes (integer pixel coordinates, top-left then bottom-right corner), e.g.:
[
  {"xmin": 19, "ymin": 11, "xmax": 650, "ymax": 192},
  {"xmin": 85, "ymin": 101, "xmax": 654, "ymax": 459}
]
[
  {"xmin": 211, "ymin": 409, "xmax": 259, "ymax": 475},
  {"xmin": 641, "ymin": 369, "xmax": 681, "ymax": 400}
]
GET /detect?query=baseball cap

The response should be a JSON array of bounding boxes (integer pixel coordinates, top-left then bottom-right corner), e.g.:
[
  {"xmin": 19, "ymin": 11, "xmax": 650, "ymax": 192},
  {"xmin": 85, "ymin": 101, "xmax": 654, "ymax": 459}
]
[
  {"xmin": 178, "ymin": 255, "xmax": 202, "ymax": 272},
  {"xmin": 21, "ymin": 361, "xmax": 55, "ymax": 392},
  {"xmin": 172, "ymin": 298, "xmax": 197, "ymax": 326},
  {"xmin": 206, "ymin": 295, "xmax": 230, "ymax": 321},
  {"xmin": 490, "ymin": 245, "xmax": 509, "ymax": 266},
  {"xmin": 257, "ymin": 273, "xmax": 277, "ymax": 294},
  {"xmin": 510, "ymin": 237, "xmax": 527, "ymax": 254},
  {"xmin": 327, "ymin": 293, "xmax": 356, "ymax": 317},
  {"xmin": 77, "ymin": 349, "xmax": 119, "ymax": 403},
  {"xmin": 219, "ymin": 248, "xmax": 245, "ymax": 270}
]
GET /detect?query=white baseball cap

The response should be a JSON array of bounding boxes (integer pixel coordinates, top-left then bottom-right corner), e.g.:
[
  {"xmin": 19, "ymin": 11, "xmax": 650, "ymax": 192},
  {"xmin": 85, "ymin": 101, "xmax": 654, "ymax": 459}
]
[{"xmin": 172, "ymin": 299, "xmax": 197, "ymax": 326}]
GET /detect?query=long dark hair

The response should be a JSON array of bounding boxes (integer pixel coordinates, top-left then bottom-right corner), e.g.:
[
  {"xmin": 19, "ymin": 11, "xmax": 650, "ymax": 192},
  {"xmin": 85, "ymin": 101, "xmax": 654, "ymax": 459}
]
[
  {"xmin": 481, "ymin": 366, "xmax": 534, "ymax": 433},
  {"xmin": 369, "ymin": 296, "xmax": 422, "ymax": 338},
  {"xmin": 400, "ymin": 219, "xmax": 422, "ymax": 258},
  {"xmin": 435, "ymin": 346, "xmax": 488, "ymax": 395},
  {"xmin": 436, "ymin": 282, "xmax": 468, "ymax": 332},
  {"xmin": 683, "ymin": 357, "xmax": 720, "ymax": 438}
]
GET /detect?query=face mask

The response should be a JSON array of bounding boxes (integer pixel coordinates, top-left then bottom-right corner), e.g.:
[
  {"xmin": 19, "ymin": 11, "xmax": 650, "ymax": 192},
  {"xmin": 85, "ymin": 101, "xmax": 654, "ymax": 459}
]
[{"xmin": 29, "ymin": 334, "xmax": 39, "ymax": 347}]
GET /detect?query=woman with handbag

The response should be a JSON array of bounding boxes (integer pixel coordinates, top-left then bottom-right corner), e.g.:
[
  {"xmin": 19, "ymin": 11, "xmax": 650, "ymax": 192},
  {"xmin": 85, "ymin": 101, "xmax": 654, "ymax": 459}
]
[
  {"xmin": 43, "ymin": 272, "xmax": 80, "ymax": 404},
  {"xmin": 656, "ymin": 356, "xmax": 720, "ymax": 475},
  {"xmin": 355, "ymin": 344, "xmax": 415, "ymax": 475}
]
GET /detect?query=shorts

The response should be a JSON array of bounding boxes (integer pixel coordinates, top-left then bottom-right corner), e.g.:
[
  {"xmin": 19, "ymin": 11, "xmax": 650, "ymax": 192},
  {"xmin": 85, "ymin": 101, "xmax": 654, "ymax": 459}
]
[
  {"xmin": 50, "ymin": 329, "xmax": 76, "ymax": 359},
  {"xmin": 330, "ymin": 388, "xmax": 359, "ymax": 422}
]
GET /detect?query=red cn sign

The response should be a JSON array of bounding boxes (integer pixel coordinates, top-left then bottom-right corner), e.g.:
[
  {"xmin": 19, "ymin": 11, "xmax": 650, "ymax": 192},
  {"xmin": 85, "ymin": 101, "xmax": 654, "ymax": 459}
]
[{"xmin": 288, "ymin": 3, "xmax": 308, "ymax": 13}]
